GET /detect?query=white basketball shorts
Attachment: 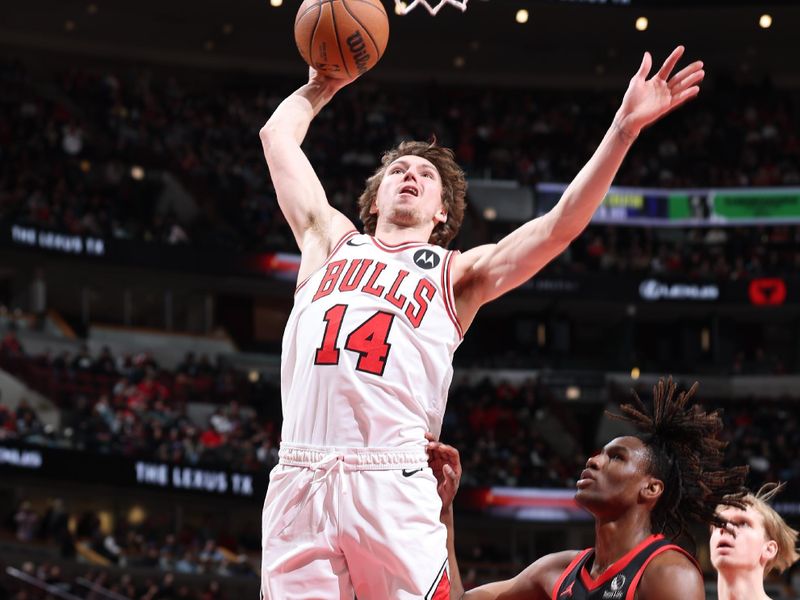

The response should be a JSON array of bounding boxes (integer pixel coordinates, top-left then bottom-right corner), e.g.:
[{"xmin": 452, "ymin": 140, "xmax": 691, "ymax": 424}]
[{"xmin": 261, "ymin": 443, "xmax": 450, "ymax": 599}]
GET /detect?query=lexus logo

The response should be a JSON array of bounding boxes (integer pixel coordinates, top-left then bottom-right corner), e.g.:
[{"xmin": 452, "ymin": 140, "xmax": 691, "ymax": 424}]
[
  {"xmin": 413, "ymin": 249, "xmax": 440, "ymax": 269},
  {"xmin": 749, "ymin": 278, "xmax": 786, "ymax": 306},
  {"xmin": 639, "ymin": 279, "xmax": 719, "ymax": 301}
]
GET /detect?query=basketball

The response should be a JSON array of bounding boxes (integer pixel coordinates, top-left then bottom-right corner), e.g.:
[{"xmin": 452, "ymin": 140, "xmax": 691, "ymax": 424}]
[{"xmin": 294, "ymin": 0, "xmax": 389, "ymax": 79}]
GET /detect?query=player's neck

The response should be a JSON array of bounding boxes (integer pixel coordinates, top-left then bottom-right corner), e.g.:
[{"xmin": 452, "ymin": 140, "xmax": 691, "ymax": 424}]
[
  {"xmin": 716, "ymin": 567, "xmax": 771, "ymax": 600},
  {"xmin": 591, "ymin": 512, "xmax": 653, "ymax": 576},
  {"xmin": 373, "ymin": 223, "xmax": 431, "ymax": 246}
]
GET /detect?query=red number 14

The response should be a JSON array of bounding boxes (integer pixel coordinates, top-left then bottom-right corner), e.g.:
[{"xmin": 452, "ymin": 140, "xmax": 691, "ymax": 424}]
[{"xmin": 314, "ymin": 305, "xmax": 394, "ymax": 376}]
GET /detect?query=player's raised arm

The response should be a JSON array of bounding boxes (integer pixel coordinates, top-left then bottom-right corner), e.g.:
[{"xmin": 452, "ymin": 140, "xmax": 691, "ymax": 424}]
[
  {"xmin": 453, "ymin": 46, "xmax": 704, "ymax": 326},
  {"xmin": 259, "ymin": 69, "xmax": 357, "ymax": 271}
]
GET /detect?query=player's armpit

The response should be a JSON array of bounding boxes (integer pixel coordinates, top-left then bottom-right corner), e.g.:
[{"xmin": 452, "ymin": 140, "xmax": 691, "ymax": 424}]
[{"xmin": 451, "ymin": 216, "xmax": 569, "ymax": 327}]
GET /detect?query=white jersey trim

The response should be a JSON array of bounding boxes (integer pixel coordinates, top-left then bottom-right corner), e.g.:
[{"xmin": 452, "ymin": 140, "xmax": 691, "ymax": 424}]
[
  {"xmin": 442, "ymin": 250, "xmax": 464, "ymax": 339},
  {"xmin": 370, "ymin": 236, "xmax": 430, "ymax": 253}
]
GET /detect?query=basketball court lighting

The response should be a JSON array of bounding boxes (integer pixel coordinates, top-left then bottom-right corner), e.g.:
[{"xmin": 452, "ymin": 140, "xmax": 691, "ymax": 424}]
[
  {"xmin": 566, "ymin": 385, "xmax": 581, "ymax": 400},
  {"xmin": 516, "ymin": 9, "xmax": 529, "ymax": 24},
  {"xmin": 453, "ymin": 55, "xmax": 466, "ymax": 68},
  {"xmin": 631, "ymin": 367, "xmax": 641, "ymax": 380},
  {"xmin": 64, "ymin": 20, "xmax": 76, "ymax": 31},
  {"xmin": 87, "ymin": 4, "xmax": 98, "ymax": 14},
  {"xmin": 759, "ymin": 14, "xmax": 772, "ymax": 29},
  {"xmin": 128, "ymin": 506, "xmax": 147, "ymax": 525},
  {"xmin": 130, "ymin": 166, "xmax": 145, "ymax": 180},
  {"xmin": 635, "ymin": 16, "xmax": 648, "ymax": 31},
  {"xmin": 395, "ymin": 1, "xmax": 407, "ymax": 15},
  {"xmin": 222, "ymin": 23, "xmax": 234, "ymax": 34},
  {"xmin": 270, "ymin": 0, "xmax": 283, "ymax": 7}
]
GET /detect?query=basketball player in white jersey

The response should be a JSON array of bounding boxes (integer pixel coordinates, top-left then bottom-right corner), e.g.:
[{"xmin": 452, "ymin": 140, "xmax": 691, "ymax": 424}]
[{"xmin": 259, "ymin": 46, "xmax": 705, "ymax": 599}]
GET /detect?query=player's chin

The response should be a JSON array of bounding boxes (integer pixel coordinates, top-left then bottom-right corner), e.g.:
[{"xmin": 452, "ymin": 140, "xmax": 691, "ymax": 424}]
[
  {"xmin": 389, "ymin": 207, "xmax": 420, "ymax": 225},
  {"xmin": 573, "ymin": 488, "xmax": 603, "ymax": 509}
]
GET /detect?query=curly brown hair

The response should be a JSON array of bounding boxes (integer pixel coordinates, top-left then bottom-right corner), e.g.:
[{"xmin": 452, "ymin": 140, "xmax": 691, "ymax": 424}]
[{"xmin": 357, "ymin": 140, "xmax": 467, "ymax": 248}]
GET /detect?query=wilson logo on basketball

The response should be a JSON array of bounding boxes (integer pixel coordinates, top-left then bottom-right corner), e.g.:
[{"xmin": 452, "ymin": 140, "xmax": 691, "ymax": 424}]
[
  {"xmin": 749, "ymin": 278, "xmax": 787, "ymax": 306},
  {"xmin": 346, "ymin": 31, "xmax": 371, "ymax": 75}
]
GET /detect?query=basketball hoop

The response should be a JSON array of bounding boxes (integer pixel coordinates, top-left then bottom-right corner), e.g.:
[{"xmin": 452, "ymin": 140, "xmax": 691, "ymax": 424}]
[{"xmin": 395, "ymin": 0, "xmax": 468, "ymax": 16}]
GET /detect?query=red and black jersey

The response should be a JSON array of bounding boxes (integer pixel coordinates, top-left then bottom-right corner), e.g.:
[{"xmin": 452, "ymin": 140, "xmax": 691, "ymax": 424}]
[{"xmin": 552, "ymin": 534, "xmax": 699, "ymax": 600}]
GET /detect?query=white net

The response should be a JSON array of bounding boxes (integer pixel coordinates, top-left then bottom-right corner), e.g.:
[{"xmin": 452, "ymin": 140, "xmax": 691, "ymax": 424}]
[{"xmin": 395, "ymin": 0, "xmax": 468, "ymax": 16}]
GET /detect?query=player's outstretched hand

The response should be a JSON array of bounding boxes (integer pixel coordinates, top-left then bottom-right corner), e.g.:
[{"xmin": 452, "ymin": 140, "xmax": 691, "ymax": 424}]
[
  {"xmin": 616, "ymin": 46, "xmax": 704, "ymax": 139},
  {"xmin": 425, "ymin": 432, "xmax": 462, "ymax": 512},
  {"xmin": 308, "ymin": 66, "xmax": 356, "ymax": 95}
]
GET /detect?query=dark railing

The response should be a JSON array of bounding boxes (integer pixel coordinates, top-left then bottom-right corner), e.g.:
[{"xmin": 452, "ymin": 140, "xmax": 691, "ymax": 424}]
[
  {"xmin": 75, "ymin": 576, "xmax": 132, "ymax": 600},
  {"xmin": 5, "ymin": 566, "xmax": 85, "ymax": 600}
]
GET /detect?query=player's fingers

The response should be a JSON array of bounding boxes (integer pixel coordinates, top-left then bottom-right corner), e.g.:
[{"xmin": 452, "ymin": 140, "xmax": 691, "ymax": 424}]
[
  {"xmin": 671, "ymin": 70, "xmax": 704, "ymax": 95},
  {"xmin": 636, "ymin": 51, "xmax": 653, "ymax": 79},
  {"xmin": 424, "ymin": 432, "xmax": 436, "ymax": 442},
  {"xmin": 668, "ymin": 60, "xmax": 703, "ymax": 87},
  {"xmin": 656, "ymin": 45, "xmax": 685, "ymax": 80},
  {"xmin": 672, "ymin": 86, "xmax": 701, "ymax": 108}
]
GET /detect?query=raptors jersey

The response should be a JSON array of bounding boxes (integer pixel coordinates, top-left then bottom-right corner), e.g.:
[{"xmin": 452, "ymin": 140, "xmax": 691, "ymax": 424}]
[
  {"xmin": 280, "ymin": 231, "xmax": 463, "ymax": 448},
  {"xmin": 552, "ymin": 535, "xmax": 698, "ymax": 600}
]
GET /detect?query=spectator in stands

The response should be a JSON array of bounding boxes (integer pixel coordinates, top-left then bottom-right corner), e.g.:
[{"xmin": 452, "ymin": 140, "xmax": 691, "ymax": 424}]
[
  {"xmin": 14, "ymin": 399, "xmax": 44, "ymax": 439},
  {"xmin": 93, "ymin": 346, "xmax": 117, "ymax": 375},
  {"xmin": 198, "ymin": 540, "xmax": 225, "ymax": 574},
  {"xmin": 13, "ymin": 501, "xmax": 38, "ymax": 542},
  {"xmin": 0, "ymin": 327, "xmax": 24, "ymax": 357},
  {"xmin": 71, "ymin": 344, "xmax": 94, "ymax": 372},
  {"xmin": 38, "ymin": 498, "xmax": 75, "ymax": 558}
]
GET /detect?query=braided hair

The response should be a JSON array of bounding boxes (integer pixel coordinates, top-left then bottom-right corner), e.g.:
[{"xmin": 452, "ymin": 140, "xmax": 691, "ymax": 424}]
[{"xmin": 609, "ymin": 377, "xmax": 748, "ymax": 539}]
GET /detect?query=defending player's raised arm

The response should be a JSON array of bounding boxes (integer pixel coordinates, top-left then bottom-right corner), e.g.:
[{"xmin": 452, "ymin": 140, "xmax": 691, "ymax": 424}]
[
  {"xmin": 460, "ymin": 552, "xmax": 578, "ymax": 600},
  {"xmin": 259, "ymin": 68, "xmax": 357, "ymax": 265},
  {"xmin": 452, "ymin": 47, "xmax": 704, "ymax": 326}
]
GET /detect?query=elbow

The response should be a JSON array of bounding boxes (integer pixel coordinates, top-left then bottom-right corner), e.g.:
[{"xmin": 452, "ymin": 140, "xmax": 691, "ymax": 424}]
[
  {"xmin": 259, "ymin": 123, "xmax": 288, "ymax": 154},
  {"xmin": 259, "ymin": 123, "xmax": 275, "ymax": 144}
]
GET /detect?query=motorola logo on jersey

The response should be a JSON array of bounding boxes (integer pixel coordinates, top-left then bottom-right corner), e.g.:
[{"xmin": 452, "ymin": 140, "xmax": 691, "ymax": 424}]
[{"xmin": 414, "ymin": 249, "xmax": 440, "ymax": 269}]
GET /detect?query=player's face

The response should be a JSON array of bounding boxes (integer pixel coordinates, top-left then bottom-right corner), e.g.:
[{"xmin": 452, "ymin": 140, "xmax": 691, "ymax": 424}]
[
  {"xmin": 372, "ymin": 155, "xmax": 446, "ymax": 231},
  {"xmin": 710, "ymin": 505, "xmax": 775, "ymax": 574},
  {"xmin": 574, "ymin": 436, "xmax": 657, "ymax": 517}
]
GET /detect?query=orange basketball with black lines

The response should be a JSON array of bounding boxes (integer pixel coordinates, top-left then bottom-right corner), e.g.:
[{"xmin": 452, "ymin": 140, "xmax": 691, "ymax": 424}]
[{"xmin": 294, "ymin": 0, "xmax": 389, "ymax": 79}]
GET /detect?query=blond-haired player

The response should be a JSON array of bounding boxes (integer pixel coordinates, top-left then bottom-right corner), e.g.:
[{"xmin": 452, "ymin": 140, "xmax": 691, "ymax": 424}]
[{"xmin": 711, "ymin": 483, "xmax": 800, "ymax": 600}]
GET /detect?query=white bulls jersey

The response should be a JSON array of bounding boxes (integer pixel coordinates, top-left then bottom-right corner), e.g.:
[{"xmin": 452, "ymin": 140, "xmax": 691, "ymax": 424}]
[{"xmin": 280, "ymin": 231, "xmax": 463, "ymax": 448}]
